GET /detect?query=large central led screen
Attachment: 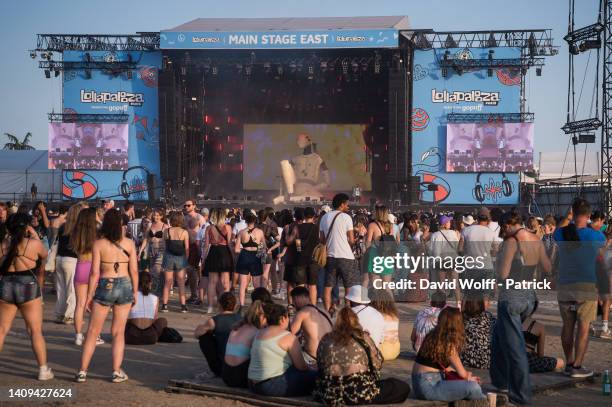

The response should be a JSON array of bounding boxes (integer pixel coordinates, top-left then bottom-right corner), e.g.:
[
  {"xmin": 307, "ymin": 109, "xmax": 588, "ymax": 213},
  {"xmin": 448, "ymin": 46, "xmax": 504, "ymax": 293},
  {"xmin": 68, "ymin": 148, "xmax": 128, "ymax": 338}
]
[
  {"xmin": 243, "ymin": 124, "xmax": 371, "ymax": 193},
  {"xmin": 446, "ymin": 122, "xmax": 534, "ymax": 172},
  {"xmin": 49, "ymin": 122, "xmax": 128, "ymax": 170}
]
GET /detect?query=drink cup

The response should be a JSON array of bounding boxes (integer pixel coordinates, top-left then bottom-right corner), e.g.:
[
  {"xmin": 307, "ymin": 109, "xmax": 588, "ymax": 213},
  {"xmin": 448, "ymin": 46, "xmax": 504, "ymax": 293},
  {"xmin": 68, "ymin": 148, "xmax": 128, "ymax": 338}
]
[{"xmin": 487, "ymin": 392, "xmax": 497, "ymax": 407}]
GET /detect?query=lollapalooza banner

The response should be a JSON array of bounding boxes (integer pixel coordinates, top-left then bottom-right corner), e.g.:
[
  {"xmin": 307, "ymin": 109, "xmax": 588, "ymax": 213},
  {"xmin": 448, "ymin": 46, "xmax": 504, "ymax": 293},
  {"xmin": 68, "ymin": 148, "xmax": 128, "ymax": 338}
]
[
  {"xmin": 160, "ymin": 29, "xmax": 399, "ymax": 49},
  {"xmin": 411, "ymin": 47, "xmax": 523, "ymax": 205},
  {"xmin": 60, "ymin": 50, "xmax": 161, "ymax": 201}
]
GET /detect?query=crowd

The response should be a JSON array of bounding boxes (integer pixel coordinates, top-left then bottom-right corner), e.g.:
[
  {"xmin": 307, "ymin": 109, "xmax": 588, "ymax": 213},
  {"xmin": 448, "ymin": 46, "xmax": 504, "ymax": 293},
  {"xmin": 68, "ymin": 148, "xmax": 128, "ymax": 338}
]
[{"xmin": 0, "ymin": 193, "xmax": 610, "ymax": 405}]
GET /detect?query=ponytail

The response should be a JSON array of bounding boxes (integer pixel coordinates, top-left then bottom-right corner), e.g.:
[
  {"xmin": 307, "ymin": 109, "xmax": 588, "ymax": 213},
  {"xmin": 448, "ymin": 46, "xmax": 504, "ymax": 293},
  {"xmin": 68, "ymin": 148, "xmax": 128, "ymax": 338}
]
[{"xmin": 0, "ymin": 213, "xmax": 31, "ymax": 274}]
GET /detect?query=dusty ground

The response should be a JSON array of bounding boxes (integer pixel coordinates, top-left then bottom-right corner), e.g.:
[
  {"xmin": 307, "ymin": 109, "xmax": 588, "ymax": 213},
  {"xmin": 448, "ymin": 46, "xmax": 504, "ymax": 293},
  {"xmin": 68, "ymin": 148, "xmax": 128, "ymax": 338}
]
[{"xmin": 0, "ymin": 288, "xmax": 611, "ymax": 406}]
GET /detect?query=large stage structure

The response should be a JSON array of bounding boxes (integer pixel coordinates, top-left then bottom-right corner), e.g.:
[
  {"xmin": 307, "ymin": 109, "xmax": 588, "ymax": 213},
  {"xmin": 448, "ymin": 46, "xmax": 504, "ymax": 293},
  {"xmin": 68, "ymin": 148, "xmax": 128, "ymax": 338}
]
[{"xmin": 31, "ymin": 17, "xmax": 557, "ymax": 208}]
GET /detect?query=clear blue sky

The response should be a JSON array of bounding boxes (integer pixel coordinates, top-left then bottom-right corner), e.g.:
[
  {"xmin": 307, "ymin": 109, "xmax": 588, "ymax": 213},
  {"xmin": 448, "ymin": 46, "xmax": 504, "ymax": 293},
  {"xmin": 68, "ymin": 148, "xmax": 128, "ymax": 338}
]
[{"xmin": 0, "ymin": 0, "xmax": 601, "ymax": 155}]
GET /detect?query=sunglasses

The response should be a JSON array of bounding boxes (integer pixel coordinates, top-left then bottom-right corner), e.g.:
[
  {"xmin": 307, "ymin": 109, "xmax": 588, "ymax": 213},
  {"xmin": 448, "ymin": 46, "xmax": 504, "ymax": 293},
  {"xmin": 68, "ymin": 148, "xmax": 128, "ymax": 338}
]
[{"xmin": 184, "ymin": 204, "xmax": 193, "ymax": 208}]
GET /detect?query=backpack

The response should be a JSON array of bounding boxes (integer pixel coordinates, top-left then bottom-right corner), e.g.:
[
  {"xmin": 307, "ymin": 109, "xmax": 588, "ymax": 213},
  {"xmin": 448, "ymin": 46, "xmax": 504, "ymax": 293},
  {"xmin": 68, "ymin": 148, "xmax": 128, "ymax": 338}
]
[{"xmin": 158, "ymin": 327, "xmax": 183, "ymax": 343}]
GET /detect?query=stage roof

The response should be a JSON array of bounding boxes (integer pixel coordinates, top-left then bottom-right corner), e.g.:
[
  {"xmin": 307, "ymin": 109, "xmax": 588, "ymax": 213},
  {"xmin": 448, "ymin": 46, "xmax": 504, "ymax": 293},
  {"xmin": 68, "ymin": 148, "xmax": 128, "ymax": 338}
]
[
  {"xmin": 163, "ymin": 16, "xmax": 410, "ymax": 32},
  {"xmin": 0, "ymin": 150, "xmax": 49, "ymax": 172},
  {"xmin": 160, "ymin": 16, "xmax": 409, "ymax": 50}
]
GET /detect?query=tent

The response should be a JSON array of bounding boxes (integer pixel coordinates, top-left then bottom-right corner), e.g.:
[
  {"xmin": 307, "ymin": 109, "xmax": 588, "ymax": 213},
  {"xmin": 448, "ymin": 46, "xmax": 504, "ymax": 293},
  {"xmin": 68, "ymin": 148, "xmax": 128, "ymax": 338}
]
[{"xmin": 0, "ymin": 150, "xmax": 61, "ymax": 201}]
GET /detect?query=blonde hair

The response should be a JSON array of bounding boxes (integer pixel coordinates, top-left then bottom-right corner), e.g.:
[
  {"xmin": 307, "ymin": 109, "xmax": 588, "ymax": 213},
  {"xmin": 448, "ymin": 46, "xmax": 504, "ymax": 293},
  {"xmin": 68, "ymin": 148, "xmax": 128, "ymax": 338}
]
[
  {"xmin": 63, "ymin": 202, "xmax": 88, "ymax": 236},
  {"xmin": 374, "ymin": 205, "xmax": 392, "ymax": 235},
  {"xmin": 215, "ymin": 208, "xmax": 227, "ymax": 226}
]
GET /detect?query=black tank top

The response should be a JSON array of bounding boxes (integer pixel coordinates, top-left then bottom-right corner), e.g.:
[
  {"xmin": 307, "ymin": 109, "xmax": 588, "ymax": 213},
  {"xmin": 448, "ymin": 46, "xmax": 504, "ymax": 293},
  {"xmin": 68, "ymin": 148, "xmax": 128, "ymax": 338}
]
[
  {"xmin": 242, "ymin": 228, "xmax": 259, "ymax": 249},
  {"xmin": 165, "ymin": 229, "xmax": 186, "ymax": 256},
  {"xmin": 212, "ymin": 312, "xmax": 242, "ymax": 356}
]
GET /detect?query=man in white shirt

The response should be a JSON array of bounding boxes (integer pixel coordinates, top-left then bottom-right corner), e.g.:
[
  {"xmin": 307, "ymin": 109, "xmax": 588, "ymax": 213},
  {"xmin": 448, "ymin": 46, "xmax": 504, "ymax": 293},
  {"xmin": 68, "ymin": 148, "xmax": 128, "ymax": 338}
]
[
  {"xmin": 319, "ymin": 193, "xmax": 359, "ymax": 312},
  {"xmin": 459, "ymin": 207, "xmax": 500, "ymax": 299},
  {"xmin": 346, "ymin": 285, "xmax": 384, "ymax": 349}
]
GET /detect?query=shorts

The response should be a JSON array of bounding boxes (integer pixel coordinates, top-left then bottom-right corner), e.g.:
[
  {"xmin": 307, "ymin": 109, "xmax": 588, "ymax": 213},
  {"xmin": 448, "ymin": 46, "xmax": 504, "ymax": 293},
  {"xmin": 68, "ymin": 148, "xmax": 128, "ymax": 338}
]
[
  {"xmin": 188, "ymin": 243, "xmax": 201, "ymax": 268},
  {"xmin": 285, "ymin": 263, "xmax": 319, "ymax": 285},
  {"xmin": 559, "ymin": 300, "xmax": 597, "ymax": 323},
  {"xmin": 236, "ymin": 250, "xmax": 263, "ymax": 277},
  {"xmin": 324, "ymin": 257, "xmax": 360, "ymax": 288},
  {"xmin": 74, "ymin": 261, "xmax": 92, "ymax": 286},
  {"xmin": 162, "ymin": 253, "xmax": 188, "ymax": 272},
  {"xmin": 302, "ymin": 350, "xmax": 317, "ymax": 369},
  {"xmin": 94, "ymin": 277, "xmax": 134, "ymax": 306},
  {"xmin": 527, "ymin": 352, "xmax": 558, "ymax": 373},
  {"xmin": 0, "ymin": 270, "xmax": 41, "ymax": 305}
]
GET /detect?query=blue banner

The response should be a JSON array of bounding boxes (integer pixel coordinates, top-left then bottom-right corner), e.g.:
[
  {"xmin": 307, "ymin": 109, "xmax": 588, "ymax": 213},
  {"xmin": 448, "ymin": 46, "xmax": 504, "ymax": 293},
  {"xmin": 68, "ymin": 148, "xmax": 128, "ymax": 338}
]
[
  {"xmin": 62, "ymin": 167, "xmax": 150, "ymax": 202},
  {"xmin": 160, "ymin": 29, "xmax": 399, "ymax": 49},
  {"xmin": 62, "ymin": 50, "xmax": 161, "ymax": 201},
  {"xmin": 411, "ymin": 47, "xmax": 523, "ymax": 205}
]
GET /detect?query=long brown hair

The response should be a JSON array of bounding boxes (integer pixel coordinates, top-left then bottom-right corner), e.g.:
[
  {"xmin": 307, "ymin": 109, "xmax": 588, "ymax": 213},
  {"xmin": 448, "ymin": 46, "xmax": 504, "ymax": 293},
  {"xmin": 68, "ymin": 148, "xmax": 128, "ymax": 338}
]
[
  {"xmin": 62, "ymin": 202, "xmax": 88, "ymax": 236},
  {"xmin": 370, "ymin": 289, "xmax": 399, "ymax": 319},
  {"xmin": 70, "ymin": 207, "xmax": 98, "ymax": 255},
  {"xmin": 330, "ymin": 307, "xmax": 364, "ymax": 346},
  {"xmin": 374, "ymin": 205, "xmax": 392, "ymax": 235},
  {"xmin": 418, "ymin": 307, "xmax": 464, "ymax": 365}
]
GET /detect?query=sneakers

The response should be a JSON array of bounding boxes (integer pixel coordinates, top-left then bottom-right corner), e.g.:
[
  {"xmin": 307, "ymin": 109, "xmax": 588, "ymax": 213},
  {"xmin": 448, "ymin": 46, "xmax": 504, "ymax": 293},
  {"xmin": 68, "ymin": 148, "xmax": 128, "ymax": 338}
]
[
  {"xmin": 186, "ymin": 296, "xmax": 199, "ymax": 304},
  {"xmin": 180, "ymin": 304, "xmax": 188, "ymax": 313},
  {"xmin": 563, "ymin": 364, "xmax": 574, "ymax": 376},
  {"xmin": 599, "ymin": 329, "xmax": 612, "ymax": 340},
  {"xmin": 112, "ymin": 369, "xmax": 128, "ymax": 383},
  {"xmin": 96, "ymin": 336, "xmax": 105, "ymax": 345},
  {"xmin": 38, "ymin": 366, "xmax": 54, "ymax": 381},
  {"xmin": 160, "ymin": 304, "xmax": 169, "ymax": 313},
  {"xmin": 76, "ymin": 370, "xmax": 87, "ymax": 383},
  {"xmin": 570, "ymin": 366, "xmax": 593, "ymax": 378},
  {"xmin": 63, "ymin": 317, "xmax": 74, "ymax": 325},
  {"xmin": 54, "ymin": 315, "xmax": 65, "ymax": 324},
  {"xmin": 192, "ymin": 299, "xmax": 203, "ymax": 306},
  {"xmin": 75, "ymin": 333, "xmax": 84, "ymax": 346},
  {"xmin": 206, "ymin": 306, "xmax": 214, "ymax": 314}
]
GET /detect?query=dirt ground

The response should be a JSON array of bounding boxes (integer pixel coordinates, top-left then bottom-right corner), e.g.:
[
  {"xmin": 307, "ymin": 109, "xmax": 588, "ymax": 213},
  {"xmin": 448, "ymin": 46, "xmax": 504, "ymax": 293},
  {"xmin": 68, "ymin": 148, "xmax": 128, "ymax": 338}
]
[{"xmin": 0, "ymin": 289, "xmax": 611, "ymax": 406}]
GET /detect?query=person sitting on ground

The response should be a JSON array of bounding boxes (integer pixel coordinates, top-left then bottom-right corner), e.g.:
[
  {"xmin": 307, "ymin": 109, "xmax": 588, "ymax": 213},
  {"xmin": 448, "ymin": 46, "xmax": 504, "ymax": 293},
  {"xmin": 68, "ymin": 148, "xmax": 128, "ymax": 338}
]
[
  {"xmin": 411, "ymin": 290, "xmax": 447, "ymax": 352},
  {"xmin": 195, "ymin": 292, "xmax": 242, "ymax": 376},
  {"xmin": 222, "ymin": 300, "xmax": 266, "ymax": 388},
  {"xmin": 289, "ymin": 286, "xmax": 333, "ymax": 368},
  {"xmin": 250, "ymin": 286, "xmax": 274, "ymax": 305},
  {"xmin": 460, "ymin": 299, "xmax": 495, "ymax": 369},
  {"xmin": 125, "ymin": 272, "xmax": 168, "ymax": 345},
  {"xmin": 346, "ymin": 285, "xmax": 385, "ymax": 350},
  {"xmin": 314, "ymin": 307, "xmax": 411, "ymax": 405},
  {"xmin": 412, "ymin": 307, "xmax": 486, "ymax": 402},
  {"xmin": 248, "ymin": 303, "xmax": 317, "ymax": 396},
  {"xmin": 370, "ymin": 288, "xmax": 401, "ymax": 361},
  {"xmin": 522, "ymin": 303, "xmax": 565, "ymax": 373}
]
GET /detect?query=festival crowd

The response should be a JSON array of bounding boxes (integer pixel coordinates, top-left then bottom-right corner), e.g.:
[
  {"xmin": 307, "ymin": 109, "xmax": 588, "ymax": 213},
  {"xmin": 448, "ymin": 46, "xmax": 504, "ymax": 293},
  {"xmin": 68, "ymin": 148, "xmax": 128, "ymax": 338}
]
[{"xmin": 0, "ymin": 194, "xmax": 610, "ymax": 405}]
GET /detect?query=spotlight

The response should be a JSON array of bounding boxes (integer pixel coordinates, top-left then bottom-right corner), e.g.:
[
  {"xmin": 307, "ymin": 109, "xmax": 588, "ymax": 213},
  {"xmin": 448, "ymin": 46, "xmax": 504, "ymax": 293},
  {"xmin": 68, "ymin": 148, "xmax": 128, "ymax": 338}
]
[
  {"xmin": 180, "ymin": 66, "xmax": 187, "ymax": 76},
  {"xmin": 351, "ymin": 59, "xmax": 359, "ymax": 73},
  {"xmin": 54, "ymin": 69, "xmax": 60, "ymax": 78},
  {"xmin": 341, "ymin": 59, "xmax": 348, "ymax": 74},
  {"xmin": 212, "ymin": 65, "xmax": 218, "ymax": 76},
  {"xmin": 44, "ymin": 70, "xmax": 51, "ymax": 79},
  {"xmin": 29, "ymin": 50, "xmax": 37, "ymax": 59},
  {"xmin": 45, "ymin": 52, "xmax": 53, "ymax": 61},
  {"xmin": 536, "ymin": 67, "xmax": 542, "ymax": 76}
]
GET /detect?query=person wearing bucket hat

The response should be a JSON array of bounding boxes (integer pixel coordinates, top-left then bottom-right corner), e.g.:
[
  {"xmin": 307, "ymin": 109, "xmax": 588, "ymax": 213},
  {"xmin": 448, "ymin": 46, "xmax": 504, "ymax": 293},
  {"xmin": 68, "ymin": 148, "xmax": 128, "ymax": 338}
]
[
  {"xmin": 462, "ymin": 215, "xmax": 475, "ymax": 226},
  {"xmin": 346, "ymin": 285, "xmax": 385, "ymax": 349}
]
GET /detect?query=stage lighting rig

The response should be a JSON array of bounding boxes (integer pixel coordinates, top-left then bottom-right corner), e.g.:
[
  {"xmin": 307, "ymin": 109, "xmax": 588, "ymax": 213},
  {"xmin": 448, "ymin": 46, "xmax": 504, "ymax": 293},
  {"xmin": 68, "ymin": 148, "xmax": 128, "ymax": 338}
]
[
  {"xmin": 29, "ymin": 50, "xmax": 37, "ymax": 59},
  {"xmin": 341, "ymin": 58, "xmax": 348, "ymax": 74},
  {"xmin": 561, "ymin": 118, "xmax": 602, "ymax": 134},
  {"xmin": 564, "ymin": 22, "xmax": 604, "ymax": 54}
]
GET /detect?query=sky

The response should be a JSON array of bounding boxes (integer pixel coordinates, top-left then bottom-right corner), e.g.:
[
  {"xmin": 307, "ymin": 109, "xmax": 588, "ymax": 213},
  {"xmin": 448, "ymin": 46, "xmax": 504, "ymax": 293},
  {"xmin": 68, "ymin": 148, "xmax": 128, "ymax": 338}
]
[{"xmin": 0, "ymin": 0, "xmax": 602, "ymax": 158}]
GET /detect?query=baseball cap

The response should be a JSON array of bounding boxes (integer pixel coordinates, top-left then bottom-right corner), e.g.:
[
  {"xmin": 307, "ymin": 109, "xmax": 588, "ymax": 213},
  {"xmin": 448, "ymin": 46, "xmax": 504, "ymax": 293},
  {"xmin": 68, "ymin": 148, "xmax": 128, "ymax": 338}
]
[
  {"xmin": 321, "ymin": 204, "xmax": 331, "ymax": 213},
  {"xmin": 439, "ymin": 215, "xmax": 452, "ymax": 226},
  {"xmin": 477, "ymin": 207, "xmax": 491, "ymax": 220},
  {"xmin": 200, "ymin": 208, "xmax": 209, "ymax": 216}
]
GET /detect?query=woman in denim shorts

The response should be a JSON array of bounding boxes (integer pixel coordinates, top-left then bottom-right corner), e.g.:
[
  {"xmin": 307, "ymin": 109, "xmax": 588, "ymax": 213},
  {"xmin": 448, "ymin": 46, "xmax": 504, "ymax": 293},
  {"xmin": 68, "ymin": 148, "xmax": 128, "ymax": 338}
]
[
  {"xmin": 76, "ymin": 209, "xmax": 138, "ymax": 384},
  {"xmin": 0, "ymin": 213, "xmax": 54, "ymax": 381},
  {"xmin": 138, "ymin": 209, "xmax": 167, "ymax": 296},
  {"xmin": 160, "ymin": 211, "xmax": 189, "ymax": 313}
]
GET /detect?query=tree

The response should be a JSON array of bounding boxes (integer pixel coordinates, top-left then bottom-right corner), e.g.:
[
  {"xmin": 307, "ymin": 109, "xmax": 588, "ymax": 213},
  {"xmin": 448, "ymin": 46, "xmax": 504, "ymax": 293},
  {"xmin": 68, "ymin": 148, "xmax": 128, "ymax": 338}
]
[{"xmin": 3, "ymin": 132, "xmax": 35, "ymax": 150}]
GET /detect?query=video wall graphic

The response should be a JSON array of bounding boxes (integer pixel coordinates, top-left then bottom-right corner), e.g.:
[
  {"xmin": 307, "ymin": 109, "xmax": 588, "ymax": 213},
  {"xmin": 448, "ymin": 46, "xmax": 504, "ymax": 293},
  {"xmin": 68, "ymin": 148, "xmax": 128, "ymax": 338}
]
[
  {"xmin": 48, "ymin": 123, "xmax": 128, "ymax": 170},
  {"xmin": 446, "ymin": 122, "xmax": 534, "ymax": 172},
  {"xmin": 243, "ymin": 124, "xmax": 371, "ymax": 194}
]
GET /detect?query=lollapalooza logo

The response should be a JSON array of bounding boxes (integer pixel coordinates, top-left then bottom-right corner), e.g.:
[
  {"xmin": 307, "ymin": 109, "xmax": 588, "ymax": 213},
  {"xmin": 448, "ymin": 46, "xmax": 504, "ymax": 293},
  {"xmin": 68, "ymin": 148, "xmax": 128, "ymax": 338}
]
[
  {"xmin": 431, "ymin": 89, "xmax": 500, "ymax": 106},
  {"xmin": 80, "ymin": 90, "xmax": 144, "ymax": 106}
]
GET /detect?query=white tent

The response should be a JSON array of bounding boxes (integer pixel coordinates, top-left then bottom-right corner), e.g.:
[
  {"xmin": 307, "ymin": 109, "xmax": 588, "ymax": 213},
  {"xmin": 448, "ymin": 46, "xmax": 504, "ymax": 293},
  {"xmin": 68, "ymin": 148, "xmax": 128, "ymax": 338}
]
[{"xmin": 0, "ymin": 150, "xmax": 61, "ymax": 201}]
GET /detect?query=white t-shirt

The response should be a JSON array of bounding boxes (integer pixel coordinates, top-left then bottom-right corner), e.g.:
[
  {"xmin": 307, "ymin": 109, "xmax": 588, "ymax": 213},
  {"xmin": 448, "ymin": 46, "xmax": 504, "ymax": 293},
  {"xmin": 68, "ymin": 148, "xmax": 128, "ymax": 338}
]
[
  {"xmin": 129, "ymin": 292, "xmax": 158, "ymax": 319},
  {"xmin": 352, "ymin": 304, "xmax": 385, "ymax": 348},
  {"xmin": 461, "ymin": 224, "xmax": 499, "ymax": 269},
  {"xmin": 429, "ymin": 229, "xmax": 460, "ymax": 257},
  {"xmin": 319, "ymin": 210, "xmax": 354, "ymax": 259},
  {"xmin": 487, "ymin": 221, "xmax": 503, "ymax": 242},
  {"xmin": 232, "ymin": 220, "xmax": 247, "ymax": 236}
]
